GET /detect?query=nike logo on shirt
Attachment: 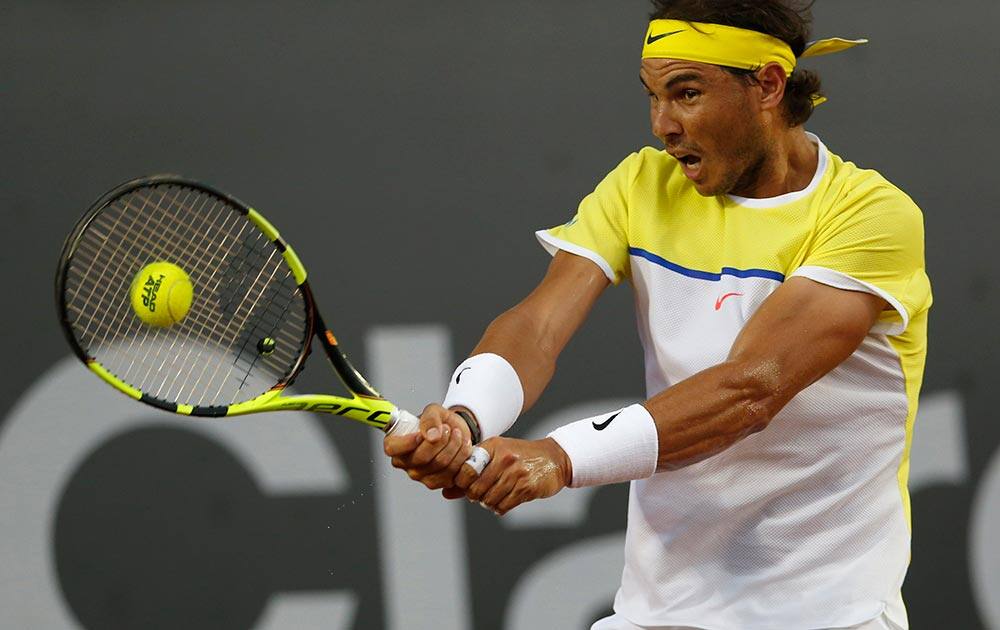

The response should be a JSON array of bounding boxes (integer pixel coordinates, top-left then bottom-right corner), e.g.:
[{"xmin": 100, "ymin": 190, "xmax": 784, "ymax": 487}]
[{"xmin": 715, "ymin": 292, "xmax": 744, "ymax": 311}]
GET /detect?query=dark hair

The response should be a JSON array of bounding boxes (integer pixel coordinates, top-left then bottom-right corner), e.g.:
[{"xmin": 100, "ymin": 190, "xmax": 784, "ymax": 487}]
[{"xmin": 649, "ymin": 0, "xmax": 822, "ymax": 126}]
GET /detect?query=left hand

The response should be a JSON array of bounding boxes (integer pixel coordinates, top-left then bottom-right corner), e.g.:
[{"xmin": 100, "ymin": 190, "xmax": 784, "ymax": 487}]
[
  {"xmin": 383, "ymin": 404, "xmax": 473, "ymax": 490},
  {"xmin": 451, "ymin": 437, "xmax": 572, "ymax": 515}
]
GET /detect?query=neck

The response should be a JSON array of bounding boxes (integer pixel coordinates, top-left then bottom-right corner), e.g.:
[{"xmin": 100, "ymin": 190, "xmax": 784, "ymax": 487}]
[{"xmin": 731, "ymin": 127, "xmax": 818, "ymax": 199}]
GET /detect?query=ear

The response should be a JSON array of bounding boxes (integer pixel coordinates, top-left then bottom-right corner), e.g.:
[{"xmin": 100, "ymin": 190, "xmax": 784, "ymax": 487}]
[{"xmin": 754, "ymin": 62, "xmax": 788, "ymax": 112}]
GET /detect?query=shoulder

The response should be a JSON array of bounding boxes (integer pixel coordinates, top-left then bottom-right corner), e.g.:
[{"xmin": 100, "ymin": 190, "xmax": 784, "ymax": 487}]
[
  {"xmin": 821, "ymin": 151, "xmax": 924, "ymax": 227},
  {"xmin": 589, "ymin": 147, "xmax": 683, "ymax": 199},
  {"xmin": 615, "ymin": 147, "xmax": 687, "ymax": 191},
  {"xmin": 633, "ymin": 146, "xmax": 681, "ymax": 175}
]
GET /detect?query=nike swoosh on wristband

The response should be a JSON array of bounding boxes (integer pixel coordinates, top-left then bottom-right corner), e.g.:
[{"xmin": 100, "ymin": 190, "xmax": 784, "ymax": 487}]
[
  {"xmin": 646, "ymin": 29, "xmax": 683, "ymax": 45},
  {"xmin": 455, "ymin": 367, "xmax": 472, "ymax": 383},
  {"xmin": 592, "ymin": 411, "xmax": 621, "ymax": 431}
]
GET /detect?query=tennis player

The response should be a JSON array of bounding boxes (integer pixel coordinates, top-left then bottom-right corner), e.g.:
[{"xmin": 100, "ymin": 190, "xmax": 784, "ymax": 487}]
[{"xmin": 385, "ymin": 1, "xmax": 930, "ymax": 628}]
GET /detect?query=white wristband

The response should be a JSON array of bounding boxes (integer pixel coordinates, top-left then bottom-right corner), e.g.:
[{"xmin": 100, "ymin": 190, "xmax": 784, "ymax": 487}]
[
  {"xmin": 548, "ymin": 403, "xmax": 659, "ymax": 488},
  {"xmin": 442, "ymin": 353, "xmax": 524, "ymax": 440}
]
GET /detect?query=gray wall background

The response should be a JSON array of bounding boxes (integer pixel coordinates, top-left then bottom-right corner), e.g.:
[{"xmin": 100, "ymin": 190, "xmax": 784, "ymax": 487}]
[{"xmin": 3, "ymin": 1, "xmax": 999, "ymax": 628}]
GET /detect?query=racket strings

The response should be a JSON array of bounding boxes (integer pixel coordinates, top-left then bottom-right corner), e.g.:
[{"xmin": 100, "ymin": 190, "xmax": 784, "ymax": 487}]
[
  {"xmin": 121, "ymin": 186, "xmax": 305, "ymax": 395},
  {"xmin": 68, "ymin": 186, "xmax": 259, "ymax": 388},
  {"xmin": 75, "ymin": 189, "xmax": 250, "ymax": 345},
  {"xmin": 68, "ymin": 191, "xmax": 270, "ymax": 368},
  {"xmin": 62, "ymin": 183, "xmax": 309, "ymax": 407},
  {"xmin": 72, "ymin": 185, "xmax": 305, "ymax": 404}
]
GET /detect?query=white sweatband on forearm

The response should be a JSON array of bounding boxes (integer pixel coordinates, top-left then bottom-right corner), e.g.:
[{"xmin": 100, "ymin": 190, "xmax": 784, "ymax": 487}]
[
  {"xmin": 547, "ymin": 403, "xmax": 659, "ymax": 488},
  {"xmin": 442, "ymin": 353, "xmax": 524, "ymax": 440}
]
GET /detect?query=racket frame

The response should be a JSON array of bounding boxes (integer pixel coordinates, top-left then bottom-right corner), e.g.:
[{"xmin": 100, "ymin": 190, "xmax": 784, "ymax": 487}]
[{"xmin": 56, "ymin": 175, "xmax": 407, "ymax": 433}]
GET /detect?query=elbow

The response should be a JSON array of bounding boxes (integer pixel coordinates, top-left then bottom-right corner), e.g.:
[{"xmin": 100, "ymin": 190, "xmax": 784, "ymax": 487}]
[
  {"xmin": 729, "ymin": 358, "xmax": 789, "ymax": 435},
  {"xmin": 739, "ymin": 398, "xmax": 773, "ymax": 437}
]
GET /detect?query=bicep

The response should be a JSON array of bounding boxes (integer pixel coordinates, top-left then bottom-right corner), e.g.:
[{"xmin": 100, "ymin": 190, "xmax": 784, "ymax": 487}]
[
  {"xmin": 727, "ymin": 276, "xmax": 887, "ymax": 404},
  {"xmin": 474, "ymin": 250, "xmax": 609, "ymax": 360},
  {"xmin": 509, "ymin": 250, "xmax": 609, "ymax": 350}
]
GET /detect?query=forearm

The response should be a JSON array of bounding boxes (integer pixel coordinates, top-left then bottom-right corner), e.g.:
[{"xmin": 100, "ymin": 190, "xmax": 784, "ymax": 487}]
[
  {"xmin": 646, "ymin": 359, "xmax": 791, "ymax": 471},
  {"xmin": 546, "ymin": 359, "xmax": 789, "ymax": 489},
  {"xmin": 470, "ymin": 304, "xmax": 560, "ymax": 414}
]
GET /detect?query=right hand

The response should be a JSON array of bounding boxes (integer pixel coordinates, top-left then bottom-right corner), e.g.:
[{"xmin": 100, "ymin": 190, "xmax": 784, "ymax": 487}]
[{"xmin": 383, "ymin": 403, "xmax": 474, "ymax": 490}]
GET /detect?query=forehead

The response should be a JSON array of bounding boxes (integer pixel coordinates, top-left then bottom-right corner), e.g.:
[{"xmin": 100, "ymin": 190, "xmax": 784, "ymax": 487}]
[{"xmin": 640, "ymin": 58, "xmax": 730, "ymax": 86}]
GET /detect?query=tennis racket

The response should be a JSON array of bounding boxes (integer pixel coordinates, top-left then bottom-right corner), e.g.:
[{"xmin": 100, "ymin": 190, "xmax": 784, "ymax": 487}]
[{"xmin": 55, "ymin": 175, "xmax": 488, "ymax": 470}]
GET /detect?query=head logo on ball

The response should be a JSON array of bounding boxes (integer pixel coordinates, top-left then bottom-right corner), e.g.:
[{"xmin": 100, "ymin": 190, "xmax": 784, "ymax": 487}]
[{"xmin": 129, "ymin": 261, "xmax": 193, "ymax": 327}]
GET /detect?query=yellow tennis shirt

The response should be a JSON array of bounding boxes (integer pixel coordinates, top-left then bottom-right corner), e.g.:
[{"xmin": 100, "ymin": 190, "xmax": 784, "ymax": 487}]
[{"xmin": 536, "ymin": 134, "xmax": 931, "ymax": 629}]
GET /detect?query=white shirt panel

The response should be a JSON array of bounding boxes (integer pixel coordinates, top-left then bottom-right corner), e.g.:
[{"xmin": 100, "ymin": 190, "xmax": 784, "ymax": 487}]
[{"xmin": 614, "ymin": 253, "xmax": 912, "ymax": 629}]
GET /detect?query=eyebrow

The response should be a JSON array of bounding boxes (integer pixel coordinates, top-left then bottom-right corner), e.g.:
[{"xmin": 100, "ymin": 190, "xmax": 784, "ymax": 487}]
[
  {"xmin": 639, "ymin": 72, "xmax": 706, "ymax": 92},
  {"xmin": 665, "ymin": 72, "xmax": 704, "ymax": 90}
]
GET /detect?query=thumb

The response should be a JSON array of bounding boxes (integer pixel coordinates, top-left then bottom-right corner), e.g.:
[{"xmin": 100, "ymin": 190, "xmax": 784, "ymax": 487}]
[
  {"xmin": 383, "ymin": 431, "xmax": 423, "ymax": 456},
  {"xmin": 420, "ymin": 414, "xmax": 446, "ymax": 442}
]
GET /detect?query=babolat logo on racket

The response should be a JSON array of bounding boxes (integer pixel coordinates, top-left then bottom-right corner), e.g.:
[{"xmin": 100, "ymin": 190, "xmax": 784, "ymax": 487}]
[
  {"xmin": 141, "ymin": 274, "xmax": 166, "ymax": 312},
  {"xmin": 277, "ymin": 399, "xmax": 392, "ymax": 423}
]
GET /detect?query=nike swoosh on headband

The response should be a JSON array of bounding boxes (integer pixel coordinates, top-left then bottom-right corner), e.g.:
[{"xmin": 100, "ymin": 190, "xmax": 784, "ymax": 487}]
[{"xmin": 646, "ymin": 29, "xmax": 683, "ymax": 45}]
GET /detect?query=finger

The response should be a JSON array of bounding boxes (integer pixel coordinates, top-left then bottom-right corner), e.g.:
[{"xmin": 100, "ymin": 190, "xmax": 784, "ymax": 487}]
[
  {"xmin": 426, "ymin": 425, "xmax": 464, "ymax": 474},
  {"xmin": 465, "ymin": 438, "xmax": 507, "ymax": 498},
  {"xmin": 419, "ymin": 406, "xmax": 448, "ymax": 441},
  {"xmin": 439, "ymin": 436, "xmax": 473, "ymax": 479},
  {"xmin": 479, "ymin": 469, "xmax": 517, "ymax": 510},
  {"xmin": 419, "ymin": 432, "xmax": 466, "ymax": 489},
  {"xmin": 465, "ymin": 458, "xmax": 503, "ymax": 502},
  {"xmin": 455, "ymin": 442, "xmax": 495, "ymax": 491},
  {"xmin": 442, "ymin": 487, "xmax": 467, "ymax": 500},
  {"xmin": 496, "ymin": 485, "xmax": 528, "ymax": 514},
  {"xmin": 445, "ymin": 409, "xmax": 474, "ymax": 444},
  {"xmin": 410, "ymin": 424, "xmax": 452, "ymax": 467},
  {"xmin": 383, "ymin": 432, "xmax": 422, "ymax": 457}
]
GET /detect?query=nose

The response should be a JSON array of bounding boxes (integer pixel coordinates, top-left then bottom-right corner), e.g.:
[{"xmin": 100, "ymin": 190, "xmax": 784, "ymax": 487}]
[{"xmin": 650, "ymin": 100, "xmax": 682, "ymax": 142}]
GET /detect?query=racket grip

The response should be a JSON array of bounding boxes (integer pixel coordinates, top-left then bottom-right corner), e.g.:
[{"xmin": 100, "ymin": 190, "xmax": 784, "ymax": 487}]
[
  {"xmin": 384, "ymin": 408, "xmax": 491, "ymax": 474},
  {"xmin": 385, "ymin": 408, "xmax": 421, "ymax": 436}
]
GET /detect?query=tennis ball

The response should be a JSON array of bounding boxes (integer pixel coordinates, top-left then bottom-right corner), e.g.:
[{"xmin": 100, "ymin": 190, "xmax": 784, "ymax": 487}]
[{"xmin": 130, "ymin": 261, "xmax": 193, "ymax": 327}]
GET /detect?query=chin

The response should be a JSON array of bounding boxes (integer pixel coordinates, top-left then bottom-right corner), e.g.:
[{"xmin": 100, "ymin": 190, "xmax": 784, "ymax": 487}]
[{"xmin": 691, "ymin": 179, "xmax": 725, "ymax": 197}]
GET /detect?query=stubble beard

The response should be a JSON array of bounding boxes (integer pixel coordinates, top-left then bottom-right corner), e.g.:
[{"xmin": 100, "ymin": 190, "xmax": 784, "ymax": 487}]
[
  {"xmin": 698, "ymin": 97, "xmax": 772, "ymax": 197},
  {"xmin": 713, "ymin": 125, "xmax": 770, "ymax": 198}
]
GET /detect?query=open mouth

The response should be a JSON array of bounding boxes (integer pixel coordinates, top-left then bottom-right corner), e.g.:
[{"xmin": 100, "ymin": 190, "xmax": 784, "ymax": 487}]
[{"xmin": 672, "ymin": 152, "xmax": 703, "ymax": 178}]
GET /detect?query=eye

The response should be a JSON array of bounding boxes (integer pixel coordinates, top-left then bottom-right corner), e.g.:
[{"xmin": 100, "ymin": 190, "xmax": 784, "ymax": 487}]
[{"xmin": 681, "ymin": 89, "xmax": 700, "ymax": 102}]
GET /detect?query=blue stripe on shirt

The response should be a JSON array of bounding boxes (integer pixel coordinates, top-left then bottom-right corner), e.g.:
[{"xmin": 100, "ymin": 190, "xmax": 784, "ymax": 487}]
[{"xmin": 628, "ymin": 247, "xmax": 785, "ymax": 282}]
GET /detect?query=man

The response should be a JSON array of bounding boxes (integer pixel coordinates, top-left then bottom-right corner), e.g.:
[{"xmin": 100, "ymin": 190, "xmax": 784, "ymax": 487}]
[{"xmin": 385, "ymin": 1, "xmax": 931, "ymax": 628}]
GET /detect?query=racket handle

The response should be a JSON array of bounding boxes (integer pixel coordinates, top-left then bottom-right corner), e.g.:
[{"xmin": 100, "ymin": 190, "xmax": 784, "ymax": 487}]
[
  {"xmin": 384, "ymin": 408, "xmax": 491, "ymax": 475},
  {"xmin": 385, "ymin": 408, "xmax": 422, "ymax": 436}
]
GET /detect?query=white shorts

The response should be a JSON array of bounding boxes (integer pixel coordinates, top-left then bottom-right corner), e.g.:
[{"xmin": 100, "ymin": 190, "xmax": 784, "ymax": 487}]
[{"xmin": 591, "ymin": 612, "xmax": 903, "ymax": 630}]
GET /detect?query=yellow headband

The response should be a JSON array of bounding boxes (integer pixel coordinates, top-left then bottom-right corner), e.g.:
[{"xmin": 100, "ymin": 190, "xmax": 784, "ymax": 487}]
[{"xmin": 642, "ymin": 19, "xmax": 867, "ymax": 76}]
